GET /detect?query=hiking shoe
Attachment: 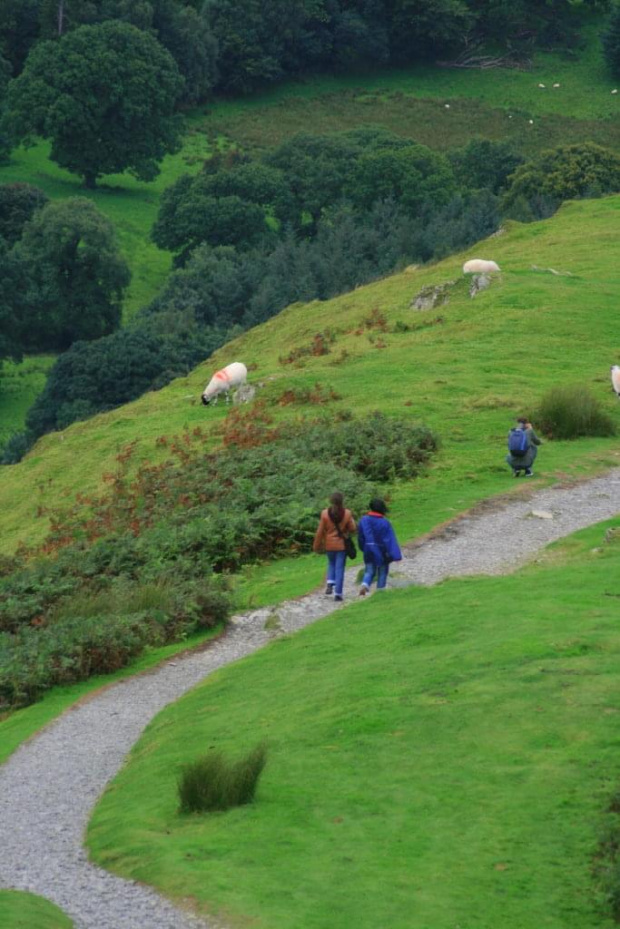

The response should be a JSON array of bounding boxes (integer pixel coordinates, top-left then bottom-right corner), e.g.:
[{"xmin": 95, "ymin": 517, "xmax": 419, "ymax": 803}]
[
  {"xmin": 325, "ymin": 583, "xmax": 335, "ymax": 596},
  {"xmin": 513, "ymin": 470, "xmax": 521, "ymax": 478},
  {"xmin": 334, "ymin": 595, "xmax": 343, "ymax": 602},
  {"xmin": 359, "ymin": 584, "xmax": 369, "ymax": 597},
  {"xmin": 524, "ymin": 469, "xmax": 534, "ymax": 477}
]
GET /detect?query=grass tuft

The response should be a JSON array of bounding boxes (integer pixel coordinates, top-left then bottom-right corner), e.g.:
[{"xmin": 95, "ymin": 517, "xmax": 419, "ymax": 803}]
[
  {"xmin": 178, "ymin": 742, "xmax": 267, "ymax": 814},
  {"xmin": 535, "ymin": 384, "xmax": 616, "ymax": 440}
]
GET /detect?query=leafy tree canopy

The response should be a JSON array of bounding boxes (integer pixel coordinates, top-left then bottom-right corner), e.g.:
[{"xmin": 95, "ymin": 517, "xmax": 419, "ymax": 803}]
[
  {"xmin": 152, "ymin": 177, "xmax": 271, "ymax": 258},
  {"xmin": 0, "ymin": 239, "xmax": 26, "ymax": 365},
  {"xmin": 0, "ymin": 181, "xmax": 48, "ymax": 244},
  {"xmin": 15, "ymin": 197, "xmax": 130, "ymax": 350},
  {"xmin": 346, "ymin": 144, "xmax": 458, "ymax": 212},
  {"xmin": 602, "ymin": 1, "xmax": 620, "ymax": 79},
  {"xmin": 6, "ymin": 20, "xmax": 184, "ymax": 186},
  {"xmin": 502, "ymin": 142, "xmax": 620, "ymax": 207},
  {"xmin": 386, "ymin": 0, "xmax": 474, "ymax": 60},
  {"xmin": 449, "ymin": 138, "xmax": 524, "ymax": 195},
  {"xmin": 266, "ymin": 132, "xmax": 361, "ymax": 224}
]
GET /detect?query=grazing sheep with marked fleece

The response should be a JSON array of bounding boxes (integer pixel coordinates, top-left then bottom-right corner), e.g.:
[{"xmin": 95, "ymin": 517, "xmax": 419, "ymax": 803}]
[
  {"xmin": 463, "ymin": 259, "xmax": 500, "ymax": 274},
  {"xmin": 611, "ymin": 365, "xmax": 620, "ymax": 398},
  {"xmin": 201, "ymin": 362, "xmax": 248, "ymax": 406}
]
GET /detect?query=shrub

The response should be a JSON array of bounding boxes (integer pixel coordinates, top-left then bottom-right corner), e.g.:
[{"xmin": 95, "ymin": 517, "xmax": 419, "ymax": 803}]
[
  {"xmin": 502, "ymin": 143, "xmax": 620, "ymax": 210},
  {"xmin": 178, "ymin": 742, "xmax": 267, "ymax": 813},
  {"xmin": 535, "ymin": 385, "xmax": 616, "ymax": 440},
  {"xmin": 0, "ymin": 412, "xmax": 437, "ymax": 707}
]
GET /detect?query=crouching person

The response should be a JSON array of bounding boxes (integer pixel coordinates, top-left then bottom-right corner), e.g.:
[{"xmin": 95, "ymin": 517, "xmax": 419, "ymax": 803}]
[
  {"xmin": 358, "ymin": 498, "xmax": 402, "ymax": 596},
  {"xmin": 506, "ymin": 416, "xmax": 542, "ymax": 477}
]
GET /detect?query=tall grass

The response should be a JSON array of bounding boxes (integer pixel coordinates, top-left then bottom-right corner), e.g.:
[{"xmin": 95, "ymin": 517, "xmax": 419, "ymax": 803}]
[
  {"xmin": 178, "ymin": 743, "xmax": 267, "ymax": 814},
  {"xmin": 535, "ymin": 384, "xmax": 616, "ymax": 440}
]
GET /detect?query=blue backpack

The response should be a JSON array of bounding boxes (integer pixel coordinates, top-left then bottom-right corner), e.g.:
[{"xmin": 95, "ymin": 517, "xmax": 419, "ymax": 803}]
[{"xmin": 508, "ymin": 427, "xmax": 530, "ymax": 457}]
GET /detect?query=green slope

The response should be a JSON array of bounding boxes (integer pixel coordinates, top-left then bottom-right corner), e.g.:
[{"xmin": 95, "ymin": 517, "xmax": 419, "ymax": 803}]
[
  {"xmin": 87, "ymin": 517, "xmax": 620, "ymax": 929},
  {"xmin": 2, "ymin": 195, "xmax": 619, "ymax": 563},
  {"xmin": 0, "ymin": 891, "xmax": 73, "ymax": 929}
]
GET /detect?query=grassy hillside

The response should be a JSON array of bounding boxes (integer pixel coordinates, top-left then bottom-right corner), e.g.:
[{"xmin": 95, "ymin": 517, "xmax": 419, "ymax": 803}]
[
  {"xmin": 1, "ymin": 195, "xmax": 619, "ymax": 567},
  {"xmin": 88, "ymin": 516, "xmax": 620, "ymax": 929},
  {"xmin": 0, "ymin": 891, "xmax": 73, "ymax": 928},
  {"xmin": 0, "ymin": 354, "xmax": 55, "ymax": 447}
]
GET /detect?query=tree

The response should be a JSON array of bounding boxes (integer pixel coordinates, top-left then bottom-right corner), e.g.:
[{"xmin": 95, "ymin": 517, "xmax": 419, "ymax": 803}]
[
  {"xmin": 0, "ymin": 182, "xmax": 48, "ymax": 244},
  {"xmin": 449, "ymin": 138, "xmax": 524, "ymax": 194},
  {"xmin": 149, "ymin": 244, "xmax": 266, "ymax": 327},
  {"xmin": 0, "ymin": 239, "xmax": 26, "ymax": 365},
  {"xmin": 386, "ymin": 0, "xmax": 474, "ymax": 61},
  {"xmin": 346, "ymin": 144, "xmax": 457, "ymax": 213},
  {"xmin": 267, "ymin": 132, "xmax": 361, "ymax": 228},
  {"xmin": 16, "ymin": 197, "xmax": 130, "ymax": 350},
  {"xmin": 602, "ymin": 2, "xmax": 620, "ymax": 78},
  {"xmin": 0, "ymin": 0, "xmax": 39, "ymax": 74},
  {"xmin": 152, "ymin": 0, "xmax": 218, "ymax": 104},
  {"xmin": 6, "ymin": 21, "xmax": 184, "ymax": 187},
  {"xmin": 502, "ymin": 142, "xmax": 620, "ymax": 208},
  {"xmin": 152, "ymin": 174, "xmax": 271, "ymax": 258}
]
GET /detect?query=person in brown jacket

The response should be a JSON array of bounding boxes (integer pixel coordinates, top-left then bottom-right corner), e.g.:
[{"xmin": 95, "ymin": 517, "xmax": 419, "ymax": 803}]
[{"xmin": 313, "ymin": 491, "xmax": 356, "ymax": 602}]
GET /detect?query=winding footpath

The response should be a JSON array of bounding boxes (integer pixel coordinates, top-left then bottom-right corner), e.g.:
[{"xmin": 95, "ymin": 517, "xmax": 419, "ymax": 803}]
[{"xmin": 2, "ymin": 471, "xmax": 620, "ymax": 928}]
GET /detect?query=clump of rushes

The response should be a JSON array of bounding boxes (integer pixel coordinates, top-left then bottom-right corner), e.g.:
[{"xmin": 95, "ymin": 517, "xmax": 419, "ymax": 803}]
[
  {"xmin": 178, "ymin": 743, "xmax": 267, "ymax": 814},
  {"xmin": 535, "ymin": 384, "xmax": 616, "ymax": 440}
]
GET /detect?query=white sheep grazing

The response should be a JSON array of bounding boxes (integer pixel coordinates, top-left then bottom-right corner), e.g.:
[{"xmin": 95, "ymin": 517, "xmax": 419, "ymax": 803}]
[
  {"xmin": 611, "ymin": 365, "xmax": 620, "ymax": 398},
  {"xmin": 462, "ymin": 259, "xmax": 501, "ymax": 274},
  {"xmin": 201, "ymin": 362, "xmax": 248, "ymax": 406}
]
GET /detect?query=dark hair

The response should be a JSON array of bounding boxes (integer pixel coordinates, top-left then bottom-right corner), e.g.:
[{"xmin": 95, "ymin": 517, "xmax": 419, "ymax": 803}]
[
  {"xmin": 369, "ymin": 497, "xmax": 387, "ymax": 514},
  {"xmin": 517, "ymin": 417, "xmax": 527, "ymax": 424},
  {"xmin": 328, "ymin": 491, "xmax": 345, "ymax": 525}
]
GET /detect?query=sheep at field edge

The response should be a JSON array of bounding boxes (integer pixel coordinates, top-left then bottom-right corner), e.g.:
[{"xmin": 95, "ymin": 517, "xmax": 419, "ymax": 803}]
[
  {"xmin": 611, "ymin": 365, "xmax": 620, "ymax": 398},
  {"xmin": 462, "ymin": 259, "xmax": 501, "ymax": 274},
  {"xmin": 201, "ymin": 362, "xmax": 248, "ymax": 406}
]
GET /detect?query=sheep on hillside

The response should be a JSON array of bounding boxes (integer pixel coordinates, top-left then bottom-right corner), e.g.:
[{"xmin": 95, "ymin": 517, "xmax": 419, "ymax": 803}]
[
  {"xmin": 201, "ymin": 362, "xmax": 248, "ymax": 406},
  {"xmin": 462, "ymin": 259, "xmax": 501, "ymax": 274},
  {"xmin": 611, "ymin": 365, "xmax": 620, "ymax": 398}
]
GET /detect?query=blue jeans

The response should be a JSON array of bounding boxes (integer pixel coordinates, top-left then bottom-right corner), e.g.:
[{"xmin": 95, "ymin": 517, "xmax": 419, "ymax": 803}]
[
  {"xmin": 362, "ymin": 561, "xmax": 389, "ymax": 590},
  {"xmin": 326, "ymin": 550, "xmax": 347, "ymax": 596}
]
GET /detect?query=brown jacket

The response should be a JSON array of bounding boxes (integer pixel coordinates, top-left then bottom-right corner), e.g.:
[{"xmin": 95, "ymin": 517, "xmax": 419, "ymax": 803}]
[{"xmin": 313, "ymin": 508, "xmax": 356, "ymax": 553}]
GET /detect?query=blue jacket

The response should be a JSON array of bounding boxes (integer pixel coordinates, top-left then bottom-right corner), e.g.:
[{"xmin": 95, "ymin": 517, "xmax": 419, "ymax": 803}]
[{"xmin": 357, "ymin": 513, "xmax": 402, "ymax": 566}]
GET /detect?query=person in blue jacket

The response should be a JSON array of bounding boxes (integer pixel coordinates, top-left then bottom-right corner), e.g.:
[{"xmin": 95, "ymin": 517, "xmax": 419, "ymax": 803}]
[{"xmin": 357, "ymin": 498, "xmax": 402, "ymax": 596}]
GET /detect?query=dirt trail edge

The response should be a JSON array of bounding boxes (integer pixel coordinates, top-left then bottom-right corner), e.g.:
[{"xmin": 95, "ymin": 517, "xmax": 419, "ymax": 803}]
[{"xmin": 1, "ymin": 471, "xmax": 620, "ymax": 929}]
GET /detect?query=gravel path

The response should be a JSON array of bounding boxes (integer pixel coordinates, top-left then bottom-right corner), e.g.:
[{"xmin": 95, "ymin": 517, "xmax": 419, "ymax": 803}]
[{"xmin": 1, "ymin": 470, "xmax": 620, "ymax": 929}]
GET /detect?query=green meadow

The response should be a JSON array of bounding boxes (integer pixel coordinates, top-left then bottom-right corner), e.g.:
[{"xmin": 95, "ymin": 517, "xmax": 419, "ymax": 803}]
[
  {"xmin": 87, "ymin": 516, "xmax": 620, "ymax": 929},
  {"xmin": 0, "ymin": 891, "xmax": 73, "ymax": 929}
]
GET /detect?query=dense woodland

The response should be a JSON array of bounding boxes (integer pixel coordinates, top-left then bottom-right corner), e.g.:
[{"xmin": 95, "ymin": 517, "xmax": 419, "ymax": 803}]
[
  {"xmin": 0, "ymin": 0, "xmax": 609, "ymax": 95},
  {"xmin": 1, "ymin": 0, "xmax": 620, "ymax": 461}
]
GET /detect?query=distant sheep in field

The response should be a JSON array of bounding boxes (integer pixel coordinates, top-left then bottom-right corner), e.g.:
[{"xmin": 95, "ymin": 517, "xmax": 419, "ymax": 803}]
[
  {"xmin": 462, "ymin": 259, "xmax": 501, "ymax": 274},
  {"xmin": 611, "ymin": 365, "xmax": 620, "ymax": 398},
  {"xmin": 201, "ymin": 362, "xmax": 248, "ymax": 406}
]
